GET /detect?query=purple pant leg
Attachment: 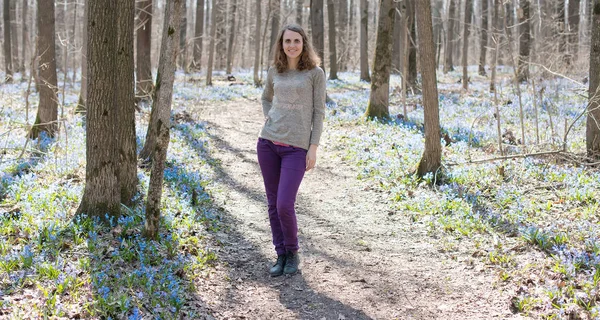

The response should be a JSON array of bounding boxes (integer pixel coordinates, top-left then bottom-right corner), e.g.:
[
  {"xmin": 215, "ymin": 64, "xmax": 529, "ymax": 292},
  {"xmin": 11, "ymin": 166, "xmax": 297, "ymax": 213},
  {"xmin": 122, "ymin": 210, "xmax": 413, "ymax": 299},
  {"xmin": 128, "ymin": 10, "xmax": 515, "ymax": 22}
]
[{"xmin": 257, "ymin": 139, "xmax": 306, "ymax": 255}]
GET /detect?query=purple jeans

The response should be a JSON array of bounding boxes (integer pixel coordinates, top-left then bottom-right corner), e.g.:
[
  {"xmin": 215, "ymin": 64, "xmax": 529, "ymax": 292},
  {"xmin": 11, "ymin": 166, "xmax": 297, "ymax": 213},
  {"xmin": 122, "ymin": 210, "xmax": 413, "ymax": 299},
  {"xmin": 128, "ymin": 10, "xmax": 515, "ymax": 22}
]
[{"xmin": 257, "ymin": 138, "xmax": 307, "ymax": 255}]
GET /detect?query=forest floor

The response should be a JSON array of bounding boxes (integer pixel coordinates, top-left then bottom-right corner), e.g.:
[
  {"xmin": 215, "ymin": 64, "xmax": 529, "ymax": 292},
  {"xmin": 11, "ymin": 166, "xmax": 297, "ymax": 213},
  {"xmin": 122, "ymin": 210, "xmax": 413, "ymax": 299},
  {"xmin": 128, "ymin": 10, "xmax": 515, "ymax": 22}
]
[{"xmin": 186, "ymin": 97, "xmax": 522, "ymax": 319}]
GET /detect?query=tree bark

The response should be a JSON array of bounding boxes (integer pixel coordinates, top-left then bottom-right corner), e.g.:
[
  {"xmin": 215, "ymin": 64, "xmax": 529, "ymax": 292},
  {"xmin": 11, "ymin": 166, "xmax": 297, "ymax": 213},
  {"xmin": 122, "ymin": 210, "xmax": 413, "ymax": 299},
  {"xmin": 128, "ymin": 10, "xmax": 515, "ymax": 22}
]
[
  {"xmin": 3, "ymin": 0, "xmax": 13, "ymax": 82},
  {"xmin": 490, "ymin": 0, "xmax": 500, "ymax": 92},
  {"xmin": 517, "ymin": 0, "xmax": 530, "ymax": 82},
  {"xmin": 20, "ymin": 0, "xmax": 27, "ymax": 73},
  {"xmin": 327, "ymin": 0, "xmax": 338, "ymax": 79},
  {"xmin": 76, "ymin": 0, "xmax": 121, "ymax": 219},
  {"xmin": 311, "ymin": 0, "xmax": 325, "ymax": 71},
  {"xmin": 444, "ymin": 0, "xmax": 456, "ymax": 73},
  {"xmin": 296, "ymin": 0, "xmax": 303, "ymax": 24},
  {"xmin": 567, "ymin": 0, "xmax": 580, "ymax": 64},
  {"xmin": 192, "ymin": 0, "xmax": 205, "ymax": 70},
  {"xmin": 405, "ymin": 0, "xmax": 417, "ymax": 93},
  {"xmin": 30, "ymin": 0, "xmax": 58, "ymax": 139},
  {"xmin": 206, "ymin": 0, "xmax": 219, "ymax": 85},
  {"xmin": 136, "ymin": 0, "xmax": 153, "ymax": 99},
  {"xmin": 76, "ymin": 0, "xmax": 88, "ymax": 112},
  {"xmin": 359, "ymin": 0, "xmax": 370, "ymax": 81},
  {"xmin": 179, "ymin": 0, "xmax": 188, "ymax": 71},
  {"xmin": 557, "ymin": 0, "xmax": 566, "ymax": 57},
  {"xmin": 479, "ymin": 0, "xmax": 489, "ymax": 76},
  {"xmin": 391, "ymin": 0, "xmax": 402, "ymax": 73},
  {"xmin": 462, "ymin": 0, "xmax": 472, "ymax": 90},
  {"xmin": 254, "ymin": 0, "xmax": 261, "ymax": 86},
  {"xmin": 226, "ymin": 0, "xmax": 237, "ymax": 74},
  {"xmin": 338, "ymin": 0, "xmax": 348, "ymax": 71},
  {"xmin": 10, "ymin": 0, "xmax": 19, "ymax": 72},
  {"xmin": 587, "ymin": 0, "xmax": 600, "ymax": 157},
  {"xmin": 144, "ymin": 0, "xmax": 183, "ymax": 240},
  {"xmin": 416, "ymin": 0, "xmax": 442, "ymax": 177},
  {"xmin": 364, "ymin": 0, "xmax": 395, "ymax": 120},
  {"xmin": 116, "ymin": 0, "xmax": 137, "ymax": 206},
  {"xmin": 270, "ymin": 0, "xmax": 281, "ymax": 57}
]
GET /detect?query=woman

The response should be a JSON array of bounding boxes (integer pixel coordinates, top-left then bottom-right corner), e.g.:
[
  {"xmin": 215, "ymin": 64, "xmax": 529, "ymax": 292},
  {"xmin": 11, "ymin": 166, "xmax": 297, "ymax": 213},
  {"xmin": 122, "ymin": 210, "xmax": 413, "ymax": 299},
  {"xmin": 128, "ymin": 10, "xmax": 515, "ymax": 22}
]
[{"xmin": 257, "ymin": 24, "xmax": 326, "ymax": 276}]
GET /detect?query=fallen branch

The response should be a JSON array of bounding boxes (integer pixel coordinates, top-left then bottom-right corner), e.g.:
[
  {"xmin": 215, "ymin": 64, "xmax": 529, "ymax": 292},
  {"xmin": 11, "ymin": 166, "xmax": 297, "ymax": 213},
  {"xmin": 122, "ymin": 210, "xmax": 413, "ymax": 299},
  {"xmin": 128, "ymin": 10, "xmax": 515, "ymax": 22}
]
[{"xmin": 445, "ymin": 150, "xmax": 564, "ymax": 166}]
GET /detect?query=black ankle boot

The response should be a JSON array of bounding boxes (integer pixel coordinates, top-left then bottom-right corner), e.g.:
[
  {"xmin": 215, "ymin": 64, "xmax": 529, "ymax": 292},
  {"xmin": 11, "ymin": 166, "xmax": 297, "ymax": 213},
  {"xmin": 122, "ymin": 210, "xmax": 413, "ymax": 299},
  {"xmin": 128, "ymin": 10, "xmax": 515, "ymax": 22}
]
[
  {"xmin": 283, "ymin": 251, "xmax": 300, "ymax": 275},
  {"xmin": 269, "ymin": 254, "xmax": 286, "ymax": 277}
]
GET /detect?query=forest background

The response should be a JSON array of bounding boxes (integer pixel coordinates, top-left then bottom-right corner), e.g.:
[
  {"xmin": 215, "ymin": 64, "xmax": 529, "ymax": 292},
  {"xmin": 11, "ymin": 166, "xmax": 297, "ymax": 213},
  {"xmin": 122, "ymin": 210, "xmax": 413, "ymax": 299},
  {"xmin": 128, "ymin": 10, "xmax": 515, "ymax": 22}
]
[{"xmin": 1, "ymin": 0, "xmax": 600, "ymax": 318}]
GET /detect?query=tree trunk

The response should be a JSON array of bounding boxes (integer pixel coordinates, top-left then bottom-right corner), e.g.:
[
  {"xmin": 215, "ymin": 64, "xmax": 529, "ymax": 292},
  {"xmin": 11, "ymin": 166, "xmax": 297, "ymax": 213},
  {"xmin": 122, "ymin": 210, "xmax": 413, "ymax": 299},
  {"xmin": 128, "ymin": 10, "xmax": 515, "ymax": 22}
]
[
  {"xmin": 226, "ymin": 0, "xmax": 237, "ymax": 74},
  {"xmin": 254, "ymin": 0, "xmax": 261, "ymax": 86},
  {"xmin": 216, "ymin": 1, "xmax": 226, "ymax": 69},
  {"xmin": 490, "ymin": 0, "xmax": 500, "ymax": 92},
  {"xmin": 327, "ymin": 0, "xmax": 338, "ymax": 79},
  {"xmin": 116, "ymin": 0, "xmax": 137, "ymax": 206},
  {"xmin": 433, "ymin": 0, "xmax": 443, "ymax": 69},
  {"xmin": 311, "ymin": 0, "xmax": 325, "ymax": 71},
  {"xmin": 405, "ymin": 0, "xmax": 417, "ymax": 93},
  {"xmin": 144, "ymin": 0, "xmax": 183, "ymax": 240},
  {"xmin": 567, "ymin": 0, "xmax": 580, "ymax": 64},
  {"xmin": 517, "ymin": 0, "xmax": 530, "ymax": 82},
  {"xmin": 206, "ymin": 0, "xmax": 218, "ymax": 85},
  {"xmin": 359, "ymin": 0, "xmax": 370, "ymax": 81},
  {"xmin": 391, "ymin": 0, "xmax": 401, "ymax": 73},
  {"xmin": 557, "ymin": 0, "xmax": 566, "ymax": 57},
  {"xmin": 76, "ymin": 0, "xmax": 88, "ymax": 112},
  {"xmin": 338, "ymin": 0, "xmax": 348, "ymax": 71},
  {"xmin": 416, "ymin": 0, "xmax": 442, "ymax": 177},
  {"xmin": 444, "ymin": 0, "xmax": 456, "ymax": 73},
  {"xmin": 364, "ymin": 0, "xmax": 395, "ymax": 120},
  {"xmin": 179, "ymin": 0, "xmax": 188, "ymax": 71},
  {"xmin": 587, "ymin": 0, "xmax": 600, "ymax": 158},
  {"xmin": 462, "ymin": 0, "xmax": 472, "ymax": 90},
  {"xmin": 76, "ymin": 0, "xmax": 121, "ymax": 219},
  {"xmin": 10, "ymin": 0, "xmax": 19, "ymax": 73},
  {"xmin": 30, "ymin": 0, "xmax": 58, "ymax": 138},
  {"xmin": 136, "ymin": 0, "xmax": 153, "ymax": 99},
  {"xmin": 20, "ymin": 0, "xmax": 26, "ymax": 73},
  {"xmin": 3, "ymin": 0, "xmax": 13, "ymax": 82},
  {"xmin": 479, "ymin": 0, "xmax": 489, "ymax": 75},
  {"xmin": 270, "ymin": 0, "xmax": 281, "ymax": 56},
  {"xmin": 192, "ymin": 0, "xmax": 205, "ymax": 70},
  {"xmin": 296, "ymin": 0, "xmax": 303, "ymax": 24}
]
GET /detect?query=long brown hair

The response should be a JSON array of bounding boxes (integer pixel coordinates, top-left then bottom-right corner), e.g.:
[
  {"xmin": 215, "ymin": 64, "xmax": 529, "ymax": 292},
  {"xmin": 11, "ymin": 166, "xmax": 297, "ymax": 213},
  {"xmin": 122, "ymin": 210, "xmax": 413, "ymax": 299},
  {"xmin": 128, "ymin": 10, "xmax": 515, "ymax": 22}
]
[{"xmin": 272, "ymin": 24, "xmax": 321, "ymax": 73}]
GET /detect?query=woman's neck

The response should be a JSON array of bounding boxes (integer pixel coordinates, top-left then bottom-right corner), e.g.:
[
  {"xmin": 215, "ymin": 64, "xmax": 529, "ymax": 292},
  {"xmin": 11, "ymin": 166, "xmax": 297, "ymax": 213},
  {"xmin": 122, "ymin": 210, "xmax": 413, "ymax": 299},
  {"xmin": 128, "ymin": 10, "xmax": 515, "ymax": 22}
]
[{"xmin": 288, "ymin": 58, "xmax": 299, "ymax": 70}]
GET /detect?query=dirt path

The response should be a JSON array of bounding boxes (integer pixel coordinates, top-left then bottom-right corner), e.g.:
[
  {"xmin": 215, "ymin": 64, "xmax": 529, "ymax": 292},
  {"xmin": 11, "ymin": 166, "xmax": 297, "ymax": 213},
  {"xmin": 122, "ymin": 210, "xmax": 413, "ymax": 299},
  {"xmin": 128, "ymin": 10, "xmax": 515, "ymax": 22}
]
[{"xmin": 189, "ymin": 99, "xmax": 523, "ymax": 319}]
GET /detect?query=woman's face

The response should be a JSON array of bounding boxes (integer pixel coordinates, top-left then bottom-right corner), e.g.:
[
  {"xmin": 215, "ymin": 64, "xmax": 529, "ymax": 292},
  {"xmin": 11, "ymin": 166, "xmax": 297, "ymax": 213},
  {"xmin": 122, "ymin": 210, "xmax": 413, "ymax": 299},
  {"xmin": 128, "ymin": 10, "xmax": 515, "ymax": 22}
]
[{"xmin": 282, "ymin": 30, "xmax": 303, "ymax": 61}]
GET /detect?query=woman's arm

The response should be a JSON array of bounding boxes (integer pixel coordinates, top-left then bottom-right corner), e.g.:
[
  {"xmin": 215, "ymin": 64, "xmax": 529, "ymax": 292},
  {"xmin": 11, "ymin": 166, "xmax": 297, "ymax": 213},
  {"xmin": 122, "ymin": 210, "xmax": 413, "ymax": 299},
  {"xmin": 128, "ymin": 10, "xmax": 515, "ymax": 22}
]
[{"xmin": 261, "ymin": 68, "xmax": 274, "ymax": 117}]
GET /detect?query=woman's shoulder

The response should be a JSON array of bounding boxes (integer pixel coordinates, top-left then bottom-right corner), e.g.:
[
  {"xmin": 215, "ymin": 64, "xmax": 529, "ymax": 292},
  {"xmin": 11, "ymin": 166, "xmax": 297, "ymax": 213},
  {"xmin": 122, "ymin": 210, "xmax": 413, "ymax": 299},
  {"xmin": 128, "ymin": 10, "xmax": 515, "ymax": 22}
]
[{"xmin": 308, "ymin": 66, "xmax": 325, "ymax": 79}]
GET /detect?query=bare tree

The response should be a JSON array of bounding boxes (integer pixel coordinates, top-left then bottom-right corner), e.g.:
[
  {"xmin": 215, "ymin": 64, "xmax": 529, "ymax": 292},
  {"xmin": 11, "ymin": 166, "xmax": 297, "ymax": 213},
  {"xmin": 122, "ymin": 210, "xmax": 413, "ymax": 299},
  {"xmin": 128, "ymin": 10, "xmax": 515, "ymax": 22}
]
[
  {"xmin": 404, "ymin": 0, "xmax": 417, "ymax": 93},
  {"xmin": 416, "ymin": 0, "xmax": 442, "ymax": 177},
  {"xmin": 9, "ymin": 0, "xmax": 18, "ymax": 72},
  {"xmin": 567, "ymin": 0, "xmax": 581, "ymax": 64},
  {"xmin": 296, "ymin": 0, "xmax": 303, "ymax": 24},
  {"xmin": 270, "ymin": 0, "xmax": 281, "ymax": 54},
  {"xmin": 462, "ymin": 0, "xmax": 472, "ymax": 90},
  {"xmin": 311, "ymin": 0, "xmax": 325, "ymax": 71},
  {"xmin": 359, "ymin": 0, "xmax": 370, "ymax": 81},
  {"xmin": 3, "ymin": 0, "xmax": 13, "ymax": 82},
  {"xmin": 587, "ymin": 0, "xmax": 600, "ymax": 158},
  {"xmin": 179, "ymin": 0, "xmax": 188, "ymax": 71},
  {"xmin": 192, "ymin": 0, "xmax": 205, "ymax": 70},
  {"xmin": 145, "ymin": 0, "xmax": 183, "ymax": 239},
  {"xmin": 479, "ymin": 0, "xmax": 489, "ymax": 76},
  {"xmin": 327, "ymin": 0, "xmax": 338, "ymax": 79},
  {"xmin": 136, "ymin": 0, "xmax": 153, "ymax": 98},
  {"xmin": 364, "ymin": 0, "xmax": 395, "ymax": 119},
  {"xmin": 444, "ymin": 0, "xmax": 456, "ymax": 73},
  {"xmin": 226, "ymin": 0, "xmax": 238, "ymax": 74},
  {"xmin": 20, "ymin": 0, "xmax": 27, "ymax": 73},
  {"xmin": 254, "ymin": 0, "xmax": 261, "ymax": 86},
  {"xmin": 117, "ymin": 0, "xmax": 137, "ymax": 206},
  {"xmin": 517, "ymin": 0, "xmax": 530, "ymax": 82},
  {"xmin": 30, "ymin": 0, "xmax": 58, "ymax": 138},
  {"xmin": 206, "ymin": 0, "xmax": 219, "ymax": 85},
  {"xmin": 76, "ymin": 0, "xmax": 88, "ymax": 112},
  {"xmin": 338, "ymin": 0, "xmax": 348, "ymax": 71},
  {"xmin": 76, "ymin": 0, "xmax": 121, "ymax": 219}
]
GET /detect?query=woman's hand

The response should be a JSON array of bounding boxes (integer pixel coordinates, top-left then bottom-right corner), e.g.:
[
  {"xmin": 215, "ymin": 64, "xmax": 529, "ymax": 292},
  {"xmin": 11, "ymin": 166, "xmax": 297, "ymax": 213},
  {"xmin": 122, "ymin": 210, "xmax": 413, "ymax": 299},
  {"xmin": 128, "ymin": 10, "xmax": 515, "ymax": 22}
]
[{"xmin": 306, "ymin": 144, "xmax": 318, "ymax": 171}]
